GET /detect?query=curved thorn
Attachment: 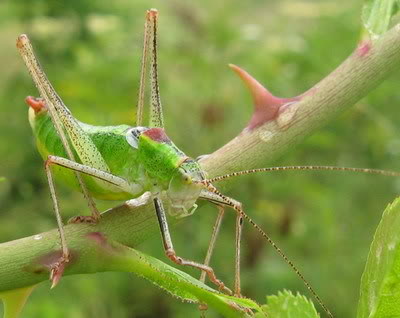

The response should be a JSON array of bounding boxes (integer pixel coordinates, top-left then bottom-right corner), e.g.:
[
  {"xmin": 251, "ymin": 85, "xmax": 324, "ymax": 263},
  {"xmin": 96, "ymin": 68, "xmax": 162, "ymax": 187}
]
[{"xmin": 229, "ymin": 64, "xmax": 299, "ymax": 130}]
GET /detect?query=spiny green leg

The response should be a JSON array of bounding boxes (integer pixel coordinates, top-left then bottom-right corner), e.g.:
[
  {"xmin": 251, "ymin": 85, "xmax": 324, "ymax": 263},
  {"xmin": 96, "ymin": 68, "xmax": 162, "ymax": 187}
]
[
  {"xmin": 16, "ymin": 34, "xmax": 110, "ymax": 223},
  {"xmin": 153, "ymin": 197, "xmax": 232, "ymax": 295},
  {"xmin": 147, "ymin": 9, "xmax": 165, "ymax": 129}
]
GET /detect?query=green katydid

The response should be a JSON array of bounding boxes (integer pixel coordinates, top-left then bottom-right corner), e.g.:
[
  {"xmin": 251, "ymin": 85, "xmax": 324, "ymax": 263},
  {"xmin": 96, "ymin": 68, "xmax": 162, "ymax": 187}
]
[{"xmin": 16, "ymin": 8, "xmax": 400, "ymax": 318}]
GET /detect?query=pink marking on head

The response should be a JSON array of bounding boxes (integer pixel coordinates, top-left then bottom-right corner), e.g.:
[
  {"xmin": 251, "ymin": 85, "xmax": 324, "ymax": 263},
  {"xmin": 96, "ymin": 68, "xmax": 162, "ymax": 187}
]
[
  {"xmin": 25, "ymin": 96, "xmax": 46, "ymax": 113},
  {"xmin": 143, "ymin": 128, "xmax": 171, "ymax": 143},
  {"xmin": 357, "ymin": 41, "xmax": 371, "ymax": 57},
  {"xmin": 229, "ymin": 64, "xmax": 300, "ymax": 130}
]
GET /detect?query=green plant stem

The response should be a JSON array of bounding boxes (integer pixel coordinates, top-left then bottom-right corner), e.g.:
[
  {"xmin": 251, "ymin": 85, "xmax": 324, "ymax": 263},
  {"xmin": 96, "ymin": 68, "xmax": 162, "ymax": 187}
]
[{"xmin": 1, "ymin": 24, "xmax": 400, "ymax": 292}]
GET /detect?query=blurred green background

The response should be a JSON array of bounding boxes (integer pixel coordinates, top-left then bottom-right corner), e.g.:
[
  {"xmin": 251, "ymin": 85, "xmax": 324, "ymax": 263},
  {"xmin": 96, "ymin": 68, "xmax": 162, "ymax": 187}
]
[{"xmin": 1, "ymin": 0, "xmax": 400, "ymax": 317}]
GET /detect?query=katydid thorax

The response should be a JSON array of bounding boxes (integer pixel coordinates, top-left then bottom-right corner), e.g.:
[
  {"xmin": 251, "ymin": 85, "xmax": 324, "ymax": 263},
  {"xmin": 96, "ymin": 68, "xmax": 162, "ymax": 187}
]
[{"xmin": 17, "ymin": 8, "xmax": 400, "ymax": 318}]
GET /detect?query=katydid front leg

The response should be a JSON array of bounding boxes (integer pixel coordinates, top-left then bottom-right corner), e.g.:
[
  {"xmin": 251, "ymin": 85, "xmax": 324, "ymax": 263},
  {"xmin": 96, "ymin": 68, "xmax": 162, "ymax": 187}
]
[
  {"xmin": 153, "ymin": 197, "xmax": 232, "ymax": 295},
  {"xmin": 199, "ymin": 205, "xmax": 225, "ymax": 284},
  {"xmin": 199, "ymin": 190, "xmax": 244, "ymax": 296}
]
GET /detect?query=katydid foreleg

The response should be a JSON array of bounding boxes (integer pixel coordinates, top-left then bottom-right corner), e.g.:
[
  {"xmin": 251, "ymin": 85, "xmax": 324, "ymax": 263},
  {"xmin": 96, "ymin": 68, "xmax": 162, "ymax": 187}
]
[
  {"xmin": 200, "ymin": 181, "xmax": 334, "ymax": 317},
  {"xmin": 197, "ymin": 206, "xmax": 225, "ymax": 314},
  {"xmin": 198, "ymin": 165, "xmax": 400, "ymax": 317},
  {"xmin": 199, "ymin": 205, "xmax": 225, "ymax": 284},
  {"xmin": 153, "ymin": 197, "xmax": 232, "ymax": 295}
]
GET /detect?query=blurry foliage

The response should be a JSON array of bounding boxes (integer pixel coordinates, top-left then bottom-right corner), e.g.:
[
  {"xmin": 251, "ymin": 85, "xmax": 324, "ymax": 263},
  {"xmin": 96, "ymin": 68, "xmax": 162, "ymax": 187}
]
[{"xmin": 1, "ymin": 0, "xmax": 400, "ymax": 317}]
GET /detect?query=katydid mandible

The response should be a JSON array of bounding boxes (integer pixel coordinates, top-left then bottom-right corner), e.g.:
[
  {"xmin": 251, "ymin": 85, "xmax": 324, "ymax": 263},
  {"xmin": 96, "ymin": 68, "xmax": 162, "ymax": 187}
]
[{"xmin": 17, "ymin": 9, "xmax": 400, "ymax": 318}]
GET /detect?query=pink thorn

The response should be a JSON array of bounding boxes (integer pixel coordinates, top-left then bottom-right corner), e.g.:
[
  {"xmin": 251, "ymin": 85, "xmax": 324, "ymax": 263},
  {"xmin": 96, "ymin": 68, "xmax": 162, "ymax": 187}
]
[
  {"xmin": 357, "ymin": 41, "xmax": 371, "ymax": 57},
  {"xmin": 229, "ymin": 64, "xmax": 298, "ymax": 130},
  {"xmin": 50, "ymin": 261, "xmax": 66, "ymax": 289},
  {"xmin": 36, "ymin": 250, "xmax": 71, "ymax": 288},
  {"xmin": 25, "ymin": 96, "xmax": 46, "ymax": 113}
]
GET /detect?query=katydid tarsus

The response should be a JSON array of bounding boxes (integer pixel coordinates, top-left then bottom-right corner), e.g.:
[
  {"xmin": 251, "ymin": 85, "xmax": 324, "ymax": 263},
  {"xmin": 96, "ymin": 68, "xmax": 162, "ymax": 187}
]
[{"xmin": 16, "ymin": 8, "xmax": 400, "ymax": 317}]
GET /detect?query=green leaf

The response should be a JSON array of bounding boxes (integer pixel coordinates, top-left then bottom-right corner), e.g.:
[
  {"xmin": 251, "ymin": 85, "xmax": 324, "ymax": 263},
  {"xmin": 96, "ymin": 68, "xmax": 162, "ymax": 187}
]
[
  {"xmin": 93, "ymin": 239, "xmax": 263, "ymax": 318},
  {"xmin": 0, "ymin": 286, "xmax": 36, "ymax": 318},
  {"xmin": 0, "ymin": 177, "xmax": 5, "ymax": 182},
  {"xmin": 357, "ymin": 197, "xmax": 400, "ymax": 318},
  {"xmin": 254, "ymin": 290, "xmax": 319, "ymax": 318},
  {"xmin": 362, "ymin": 0, "xmax": 399, "ymax": 38}
]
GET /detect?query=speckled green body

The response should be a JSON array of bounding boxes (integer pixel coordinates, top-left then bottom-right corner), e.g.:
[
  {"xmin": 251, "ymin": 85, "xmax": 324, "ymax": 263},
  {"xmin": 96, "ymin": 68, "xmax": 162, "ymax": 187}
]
[
  {"xmin": 30, "ymin": 108, "xmax": 146, "ymax": 200},
  {"xmin": 28, "ymin": 107, "xmax": 204, "ymax": 211}
]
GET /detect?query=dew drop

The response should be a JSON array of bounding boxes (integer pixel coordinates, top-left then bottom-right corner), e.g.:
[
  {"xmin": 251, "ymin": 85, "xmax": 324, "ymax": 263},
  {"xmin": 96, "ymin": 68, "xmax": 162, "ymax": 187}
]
[{"xmin": 259, "ymin": 130, "xmax": 275, "ymax": 142}]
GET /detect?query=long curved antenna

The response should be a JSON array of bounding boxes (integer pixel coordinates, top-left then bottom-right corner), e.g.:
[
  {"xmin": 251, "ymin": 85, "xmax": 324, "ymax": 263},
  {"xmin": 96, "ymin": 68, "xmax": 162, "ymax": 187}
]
[
  {"xmin": 205, "ymin": 166, "xmax": 400, "ymax": 183},
  {"xmin": 200, "ymin": 181, "xmax": 334, "ymax": 318}
]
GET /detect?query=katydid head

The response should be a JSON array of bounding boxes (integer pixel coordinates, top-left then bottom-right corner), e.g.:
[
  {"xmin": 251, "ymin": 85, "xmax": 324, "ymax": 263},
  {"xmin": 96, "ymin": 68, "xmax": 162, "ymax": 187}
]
[
  {"xmin": 126, "ymin": 128, "xmax": 184, "ymax": 187},
  {"xmin": 126, "ymin": 127, "xmax": 205, "ymax": 217},
  {"xmin": 167, "ymin": 158, "xmax": 206, "ymax": 217}
]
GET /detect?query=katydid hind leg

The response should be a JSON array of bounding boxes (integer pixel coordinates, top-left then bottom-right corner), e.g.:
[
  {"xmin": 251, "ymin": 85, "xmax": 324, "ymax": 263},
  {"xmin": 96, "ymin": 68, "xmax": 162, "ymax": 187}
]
[
  {"xmin": 136, "ymin": 10, "xmax": 152, "ymax": 126},
  {"xmin": 17, "ymin": 35, "xmax": 110, "ymax": 174},
  {"xmin": 17, "ymin": 34, "xmax": 110, "ymax": 221},
  {"xmin": 147, "ymin": 10, "xmax": 164, "ymax": 129},
  {"xmin": 43, "ymin": 154, "xmax": 138, "ymax": 286},
  {"xmin": 46, "ymin": 155, "xmax": 143, "ymax": 208},
  {"xmin": 44, "ymin": 159, "xmax": 70, "ymax": 288},
  {"xmin": 152, "ymin": 197, "xmax": 232, "ymax": 295},
  {"xmin": 46, "ymin": 155, "xmax": 141, "ymax": 224}
]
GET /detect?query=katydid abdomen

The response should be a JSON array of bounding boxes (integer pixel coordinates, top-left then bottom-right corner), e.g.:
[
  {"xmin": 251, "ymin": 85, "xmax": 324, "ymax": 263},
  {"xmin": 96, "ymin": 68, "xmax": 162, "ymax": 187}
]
[{"xmin": 29, "ymin": 106, "xmax": 145, "ymax": 201}]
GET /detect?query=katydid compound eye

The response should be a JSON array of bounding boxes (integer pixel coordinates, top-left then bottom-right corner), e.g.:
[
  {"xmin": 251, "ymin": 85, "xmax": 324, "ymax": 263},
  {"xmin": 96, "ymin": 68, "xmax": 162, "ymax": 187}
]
[
  {"xmin": 126, "ymin": 126, "xmax": 149, "ymax": 149},
  {"xmin": 183, "ymin": 174, "xmax": 192, "ymax": 184}
]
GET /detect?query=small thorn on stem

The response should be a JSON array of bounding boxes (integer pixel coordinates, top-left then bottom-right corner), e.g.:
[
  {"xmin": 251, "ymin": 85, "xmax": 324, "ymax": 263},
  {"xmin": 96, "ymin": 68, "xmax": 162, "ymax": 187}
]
[
  {"xmin": 357, "ymin": 40, "xmax": 371, "ymax": 57},
  {"xmin": 229, "ymin": 64, "xmax": 300, "ymax": 130},
  {"xmin": 49, "ymin": 256, "xmax": 69, "ymax": 288}
]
